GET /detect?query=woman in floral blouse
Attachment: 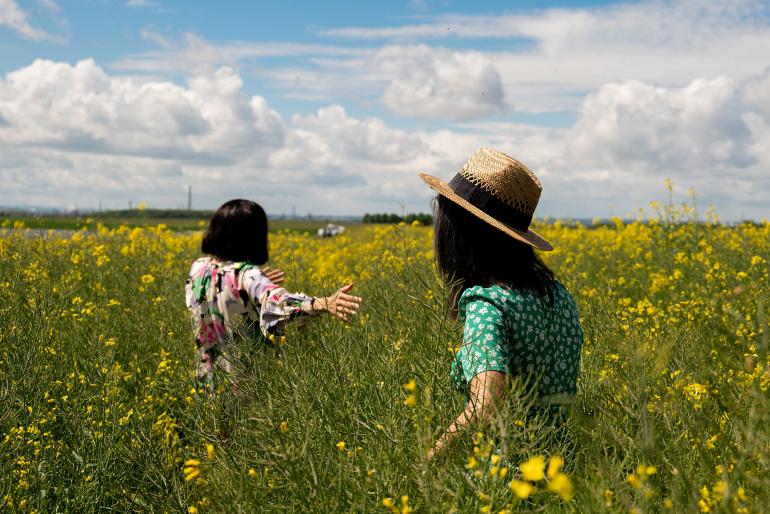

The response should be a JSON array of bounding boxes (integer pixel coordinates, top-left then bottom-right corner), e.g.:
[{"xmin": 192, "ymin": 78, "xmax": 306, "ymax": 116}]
[
  {"xmin": 185, "ymin": 199, "xmax": 361, "ymax": 389},
  {"xmin": 419, "ymin": 148, "xmax": 583, "ymax": 459}
]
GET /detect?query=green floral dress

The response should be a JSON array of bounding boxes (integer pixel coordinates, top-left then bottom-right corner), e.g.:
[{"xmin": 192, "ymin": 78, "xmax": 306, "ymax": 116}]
[{"xmin": 451, "ymin": 282, "xmax": 583, "ymax": 417}]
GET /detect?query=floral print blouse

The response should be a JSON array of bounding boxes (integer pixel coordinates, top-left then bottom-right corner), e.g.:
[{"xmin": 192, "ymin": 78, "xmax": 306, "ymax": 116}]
[
  {"xmin": 185, "ymin": 257, "xmax": 316, "ymax": 387},
  {"xmin": 452, "ymin": 282, "xmax": 583, "ymax": 412}
]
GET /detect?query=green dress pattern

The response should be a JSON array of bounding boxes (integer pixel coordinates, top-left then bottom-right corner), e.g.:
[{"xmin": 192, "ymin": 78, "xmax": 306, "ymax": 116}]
[{"xmin": 451, "ymin": 282, "xmax": 583, "ymax": 403}]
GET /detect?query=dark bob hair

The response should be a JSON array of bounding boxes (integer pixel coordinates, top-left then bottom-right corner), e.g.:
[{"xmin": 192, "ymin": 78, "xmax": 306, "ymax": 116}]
[
  {"xmin": 433, "ymin": 195, "xmax": 555, "ymax": 311},
  {"xmin": 202, "ymin": 199, "xmax": 269, "ymax": 264}
]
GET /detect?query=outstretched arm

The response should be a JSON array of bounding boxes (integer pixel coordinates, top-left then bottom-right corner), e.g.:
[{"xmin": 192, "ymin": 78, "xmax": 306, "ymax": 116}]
[
  {"xmin": 245, "ymin": 269, "xmax": 361, "ymax": 336},
  {"xmin": 428, "ymin": 370, "xmax": 508, "ymax": 460}
]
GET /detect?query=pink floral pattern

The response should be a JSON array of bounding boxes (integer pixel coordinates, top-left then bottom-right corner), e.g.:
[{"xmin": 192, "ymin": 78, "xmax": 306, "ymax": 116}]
[{"xmin": 185, "ymin": 257, "xmax": 314, "ymax": 387}]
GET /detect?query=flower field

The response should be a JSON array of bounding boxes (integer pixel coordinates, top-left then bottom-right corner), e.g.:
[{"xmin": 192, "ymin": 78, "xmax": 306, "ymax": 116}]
[{"xmin": 1, "ymin": 210, "xmax": 769, "ymax": 513}]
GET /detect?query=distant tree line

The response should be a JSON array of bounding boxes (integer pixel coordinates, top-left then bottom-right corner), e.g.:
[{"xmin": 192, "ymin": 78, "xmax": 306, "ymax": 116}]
[{"xmin": 362, "ymin": 213, "xmax": 433, "ymax": 225}]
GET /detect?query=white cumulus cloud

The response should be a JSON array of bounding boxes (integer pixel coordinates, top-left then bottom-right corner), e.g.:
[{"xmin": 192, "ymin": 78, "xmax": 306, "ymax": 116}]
[
  {"xmin": 0, "ymin": 0, "xmax": 50, "ymax": 40},
  {"xmin": 570, "ymin": 77, "xmax": 756, "ymax": 174},
  {"xmin": 742, "ymin": 68, "xmax": 770, "ymax": 122},
  {"xmin": 0, "ymin": 59, "xmax": 285, "ymax": 161},
  {"xmin": 268, "ymin": 105, "xmax": 429, "ymax": 191},
  {"xmin": 373, "ymin": 45, "xmax": 505, "ymax": 120},
  {"xmin": 1, "ymin": 58, "xmax": 769, "ymax": 220},
  {"xmin": 100, "ymin": 0, "xmax": 770, "ymax": 120},
  {"xmin": 321, "ymin": 0, "xmax": 770, "ymax": 113}
]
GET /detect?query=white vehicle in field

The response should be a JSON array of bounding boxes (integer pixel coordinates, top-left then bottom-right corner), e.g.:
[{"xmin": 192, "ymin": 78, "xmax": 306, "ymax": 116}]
[{"xmin": 317, "ymin": 223, "xmax": 346, "ymax": 237}]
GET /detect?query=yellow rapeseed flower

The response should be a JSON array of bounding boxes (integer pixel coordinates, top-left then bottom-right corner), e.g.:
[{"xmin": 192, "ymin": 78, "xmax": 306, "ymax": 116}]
[
  {"xmin": 401, "ymin": 495, "xmax": 413, "ymax": 514},
  {"xmin": 547, "ymin": 456, "xmax": 563, "ymax": 478},
  {"xmin": 636, "ymin": 464, "xmax": 656, "ymax": 476},
  {"xmin": 336, "ymin": 441, "xmax": 346, "ymax": 452},
  {"xmin": 184, "ymin": 468, "xmax": 200, "ymax": 481},
  {"xmin": 206, "ymin": 443, "xmax": 215, "ymax": 461},
  {"xmin": 510, "ymin": 479, "xmax": 534, "ymax": 499},
  {"xmin": 382, "ymin": 497, "xmax": 399, "ymax": 514},
  {"xmin": 547, "ymin": 472, "xmax": 575, "ymax": 500},
  {"xmin": 604, "ymin": 489, "xmax": 614, "ymax": 507},
  {"xmin": 383, "ymin": 497, "xmax": 394, "ymax": 507},
  {"xmin": 627, "ymin": 473, "xmax": 641, "ymax": 489},
  {"xmin": 183, "ymin": 458, "xmax": 201, "ymax": 481},
  {"xmin": 520, "ymin": 456, "xmax": 546, "ymax": 481}
]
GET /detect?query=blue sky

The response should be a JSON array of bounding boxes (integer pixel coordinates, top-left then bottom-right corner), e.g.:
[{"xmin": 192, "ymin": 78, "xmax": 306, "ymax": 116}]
[
  {"xmin": 1, "ymin": 0, "xmax": 769, "ymax": 219},
  {"xmin": 0, "ymin": 0, "xmax": 597, "ymax": 122}
]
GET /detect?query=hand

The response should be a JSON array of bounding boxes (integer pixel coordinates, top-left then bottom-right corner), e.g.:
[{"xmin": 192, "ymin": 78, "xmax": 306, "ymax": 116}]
[
  {"xmin": 261, "ymin": 266, "xmax": 285, "ymax": 285},
  {"xmin": 315, "ymin": 283, "xmax": 362, "ymax": 321},
  {"xmin": 427, "ymin": 439, "xmax": 446, "ymax": 462}
]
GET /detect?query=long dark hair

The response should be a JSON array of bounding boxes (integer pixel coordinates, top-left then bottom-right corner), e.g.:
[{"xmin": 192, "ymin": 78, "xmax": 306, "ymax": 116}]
[
  {"xmin": 433, "ymin": 195, "xmax": 555, "ymax": 311},
  {"xmin": 202, "ymin": 199, "xmax": 269, "ymax": 264}
]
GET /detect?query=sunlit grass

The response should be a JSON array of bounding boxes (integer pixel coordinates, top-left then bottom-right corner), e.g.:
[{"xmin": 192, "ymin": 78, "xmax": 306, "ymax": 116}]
[{"xmin": 1, "ymin": 209, "xmax": 768, "ymax": 512}]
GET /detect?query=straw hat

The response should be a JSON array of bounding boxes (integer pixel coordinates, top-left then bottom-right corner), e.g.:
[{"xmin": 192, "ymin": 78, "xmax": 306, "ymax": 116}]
[{"xmin": 419, "ymin": 147, "xmax": 553, "ymax": 251}]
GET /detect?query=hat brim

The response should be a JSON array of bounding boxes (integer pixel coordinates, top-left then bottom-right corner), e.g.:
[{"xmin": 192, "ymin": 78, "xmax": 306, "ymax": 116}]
[{"xmin": 419, "ymin": 172, "xmax": 553, "ymax": 252}]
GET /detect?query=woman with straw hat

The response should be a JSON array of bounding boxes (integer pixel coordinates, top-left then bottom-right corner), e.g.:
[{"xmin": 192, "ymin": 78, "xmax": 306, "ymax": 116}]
[{"xmin": 420, "ymin": 148, "xmax": 583, "ymax": 459}]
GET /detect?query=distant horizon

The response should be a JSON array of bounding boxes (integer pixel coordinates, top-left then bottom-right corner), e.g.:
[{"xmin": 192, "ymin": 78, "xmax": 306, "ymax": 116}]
[{"xmin": 2, "ymin": 204, "xmax": 767, "ymax": 225}]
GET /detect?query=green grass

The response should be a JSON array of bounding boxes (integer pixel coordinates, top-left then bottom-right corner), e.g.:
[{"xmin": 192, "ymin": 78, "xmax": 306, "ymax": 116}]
[{"xmin": 1, "ymin": 220, "xmax": 769, "ymax": 512}]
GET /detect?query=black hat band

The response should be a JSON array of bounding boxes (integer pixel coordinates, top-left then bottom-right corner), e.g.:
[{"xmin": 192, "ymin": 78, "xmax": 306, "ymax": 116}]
[{"xmin": 448, "ymin": 173, "xmax": 532, "ymax": 231}]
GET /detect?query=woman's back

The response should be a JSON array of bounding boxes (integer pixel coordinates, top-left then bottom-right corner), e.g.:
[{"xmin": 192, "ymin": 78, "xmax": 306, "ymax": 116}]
[
  {"xmin": 453, "ymin": 281, "xmax": 583, "ymax": 402},
  {"xmin": 186, "ymin": 199, "xmax": 362, "ymax": 391},
  {"xmin": 186, "ymin": 257, "xmax": 270, "ymax": 346},
  {"xmin": 420, "ymin": 147, "xmax": 582, "ymax": 459},
  {"xmin": 185, "ymin": 256, "xmax": 312, "ymax": 388}
]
